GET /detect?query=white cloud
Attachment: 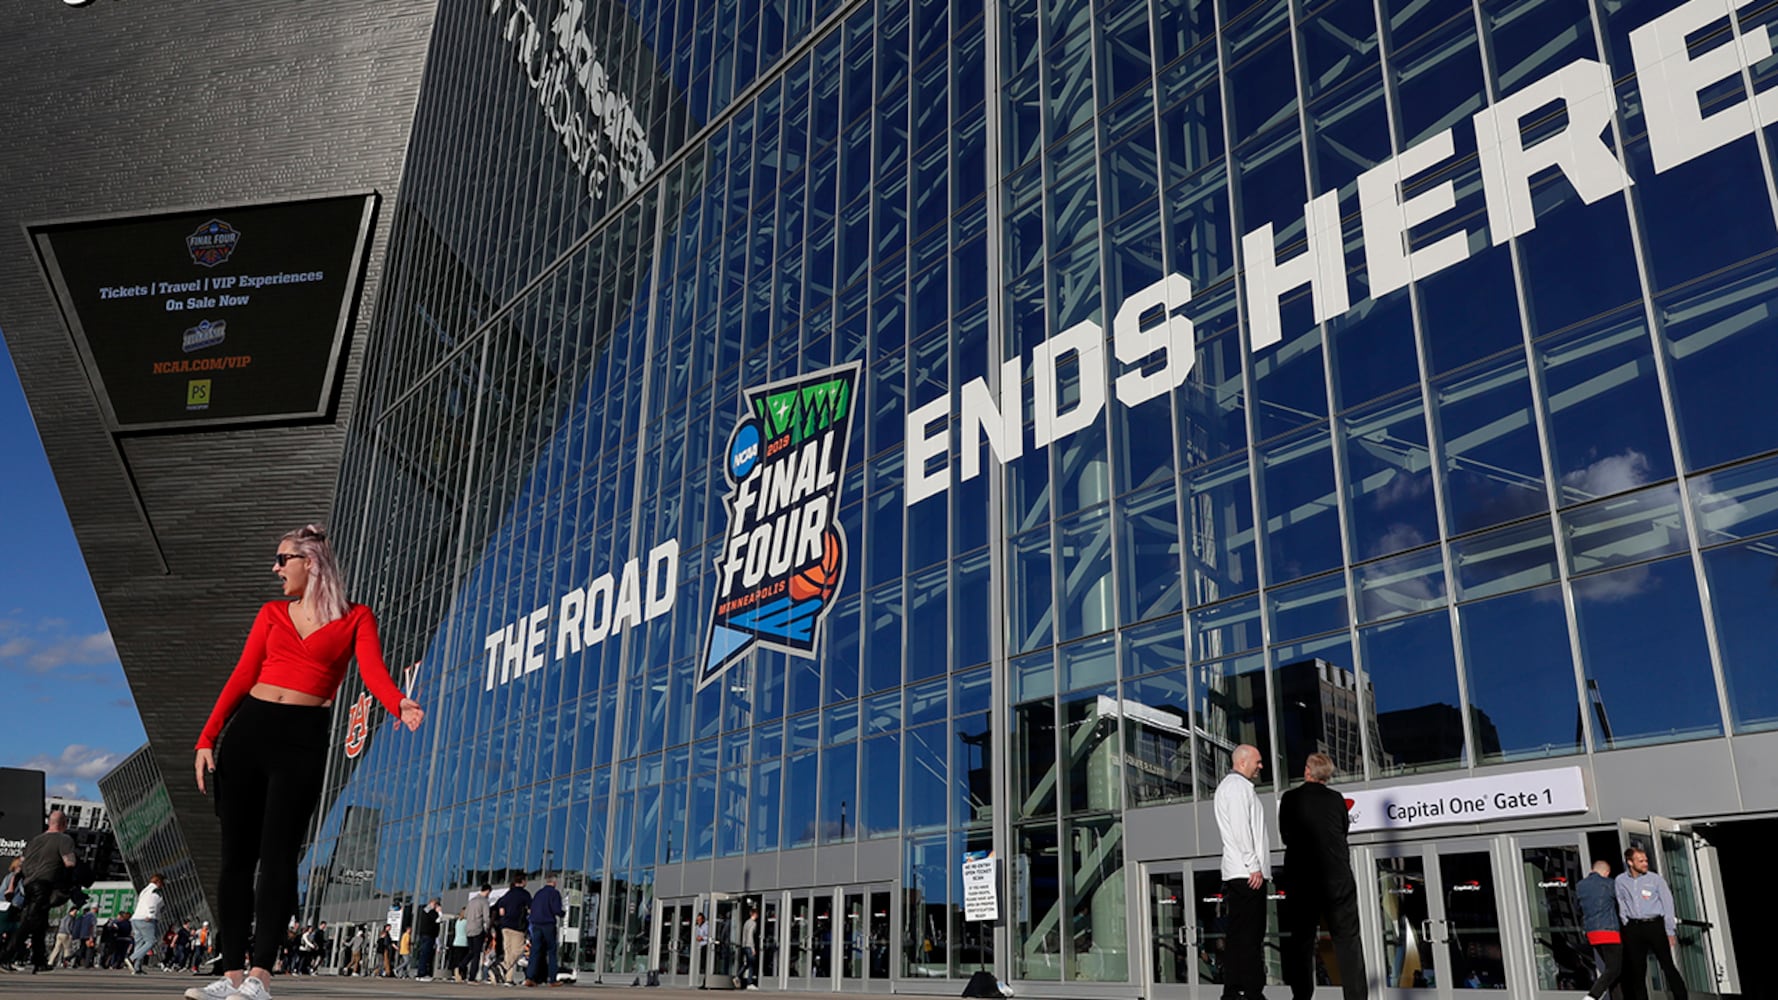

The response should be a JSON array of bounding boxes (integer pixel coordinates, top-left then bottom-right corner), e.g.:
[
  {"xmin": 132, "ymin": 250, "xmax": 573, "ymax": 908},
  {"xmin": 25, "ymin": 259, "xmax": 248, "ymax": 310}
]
[
  {"xmin": 12, "ymin": 744, "xmax": 126, "ymax": 782},
  {"xmin": 47, "ymin": 782, "xmax": 80, "ymax": 799},
  {"xmin": 0, "ymin": 618, "xmax": 117, "ymax": 675}
]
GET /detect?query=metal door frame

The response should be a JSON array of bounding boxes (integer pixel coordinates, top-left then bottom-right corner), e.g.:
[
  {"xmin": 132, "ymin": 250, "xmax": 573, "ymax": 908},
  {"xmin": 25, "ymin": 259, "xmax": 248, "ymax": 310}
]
[
  {"xmin": 836, "ymin": 882, "xmax": 895, "ymax": 992},
  {"xmin": 1620, "ymin": 816, "xmax": 1734, "ymax": 999},
  {"xmin": 1365, "ymin": 839, "xmax": 1452, "ymax": 1000},
  {"xmin": 1138, "ymin": 860, "xmax": 1194, "ymax": 1000},
  {"xmin": 1503, "ymin": 830, "xmax": 1596, "ymax": 1000},
  {"xmin": 754, "ymin": 890, "xmax": 786, "ymax": 991},
  {"xmin": 651, "ymin": 895, "xmax": 699, "ymax": 988},
  {"xmin": 783, "ymin": 888, "xmax": 836, "ymax": 992}
]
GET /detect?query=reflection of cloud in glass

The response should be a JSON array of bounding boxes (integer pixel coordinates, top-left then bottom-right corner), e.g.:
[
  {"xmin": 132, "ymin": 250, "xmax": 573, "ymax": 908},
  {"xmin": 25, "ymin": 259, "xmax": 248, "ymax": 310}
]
[
  {"xmin": 1572, "ymin": 562, "xmax": 1657, "ymax": 604},
  {"xmin": 1374, "ymin": 468, "xmax": 1433, "ymax": 510},
  {"xmin": 1559, "ymin": 449, "xmax": 1650, "ymax": 501},
  {"xmin": 1367, "ymin": 523, "xmax": 1431, "ymax": 561}
]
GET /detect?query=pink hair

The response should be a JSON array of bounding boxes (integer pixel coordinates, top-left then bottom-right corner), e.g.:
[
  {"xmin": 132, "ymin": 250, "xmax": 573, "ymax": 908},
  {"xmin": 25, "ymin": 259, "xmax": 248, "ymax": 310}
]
[{"xmin": 283, "ymin": 523, "xmax": 350, "ymax": 624}]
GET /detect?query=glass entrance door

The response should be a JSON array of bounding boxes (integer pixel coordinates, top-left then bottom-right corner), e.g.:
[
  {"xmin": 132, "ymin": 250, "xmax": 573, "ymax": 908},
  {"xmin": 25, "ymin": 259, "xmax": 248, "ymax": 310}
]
[
  {"xmin": 1621, "ymin": 817, "xmax": 1738, "ymax": 998},
  {"xmin": 708, "ymin": 894, "xmax": 741, "ymax": 988},
  {"xmin": 653, "ymin": 898, "xmax": 696, "ymax": 986},
  {"xmin": 784, "ymin": 890, "xmax": 835, "ymax": 990},
  {"xmin": 1512, "ymin": 834, "xmax": 1595, "ymax": 997},
  {"xmin": 1143, "ymin": 864, "xmax": 1192, "ymax": 997},
  {"xmin": 1370, "ymin": 839, "xmax": 1512, "ymax": 998},
  {"xmin": 1139, "ymin": 858, "xmax": 1289, "ymax": 996},
  {"xmin": 759, "ymin": 896, "xmax": 781, "ymax": 989},
  {"xmin": 837, "ymin": 884, "xmax": 892, "ymax": 991}
]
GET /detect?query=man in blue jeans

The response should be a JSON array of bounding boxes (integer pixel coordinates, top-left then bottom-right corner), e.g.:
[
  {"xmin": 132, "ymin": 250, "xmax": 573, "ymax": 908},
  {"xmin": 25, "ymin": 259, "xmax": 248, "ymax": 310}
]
[
  {"xmin": 527, "ymin": 874, "xmax": 566, "ymax": 987},
  {"xmin": 127, "ymin": 873, "xmax": 165, "ymax": 975}
]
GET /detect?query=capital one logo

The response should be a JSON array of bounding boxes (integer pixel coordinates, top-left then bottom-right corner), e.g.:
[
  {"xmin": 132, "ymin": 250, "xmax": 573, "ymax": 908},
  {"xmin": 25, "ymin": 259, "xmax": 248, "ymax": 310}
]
[{"xmin": 701, "ymin": 364, "xmax": 860, "ymax": 689}]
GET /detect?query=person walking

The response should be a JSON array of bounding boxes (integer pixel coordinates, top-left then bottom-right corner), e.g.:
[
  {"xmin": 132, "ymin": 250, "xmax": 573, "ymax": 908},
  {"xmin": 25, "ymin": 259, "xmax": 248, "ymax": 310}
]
[
  {"xmin": 494, "ymin": 875, "xmax": 532, "ymax": 986},
  {"xmin": 104, "ymin": 910, "xmax": 132, "ymax": 969},
  {"xmin": 463, "ymin": 883, "xmax": 492, "ymax": 983},
  {"xmin": 187, "ymin": 524, "xmax": 425, "ymax": 1000},
  {"xmin": 0, "ymin": 859, "xmax": 22, "ymax": 954},
  {"xmin": 127, "ymin": 873, "xmax": 165, "ymax": 974},
  {"xmin": 740, "ymin": 906, "xmax": 761, "ymax": 990},
  {"xmin": 376, "ymin": 924, "xmax": 393, "ymax": 977},
  {"xmin": 1578, "ymin": 859, "xmax": 1624, "ymax": 999},
  {"xmin": 47, "ymin": 905, "xmax": 79, "ymax": 968},
  {"xmin": 415, "ymin": 898, "xmax": 441, "ymax": 981},
  {"xmin": 73, "ymin": 904, "xmax": 97, "ymax": 968},
  {"xmin": 449, "ymin": 907, "xmax": 469, "ymax": 982},
  {"xmin": 173, "ymin": 919, "xmax": 193, "ymax": 971},
  {"xmin": 396, "ymin": 924, "xmax": 413, "ymax": 978},
  {"xmin": 297, "ymin": 923, "xmax": 319, "ymax": 975},
  {"xmin": 343, "ymin": 925, "xmax": 363, "ymax": 976},
  {"xmin": 1213, "ymin": 744, "xmax": 1270, "ymax": 1000},
  {"xmin": 526, "ymin": 874, "xmax": 565, "ymax": 987},
  {"xmin": 1277, "ymin": 753, "xmax": 1366, "ymax": 1000},
  {"xmin": 2, "ymin": 809, "xmax": 77, "ymax": 972},
  {"xmin": 1617, "ymin": 847, "xmax": 1687, "ymax": 1000}
]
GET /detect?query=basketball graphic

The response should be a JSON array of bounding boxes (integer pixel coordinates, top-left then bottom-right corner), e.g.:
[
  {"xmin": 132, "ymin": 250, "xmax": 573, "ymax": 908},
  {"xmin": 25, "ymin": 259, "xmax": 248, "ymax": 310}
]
[{"xmin": 789, "ymin": 529, "xmax": 843, "ymax": 602}]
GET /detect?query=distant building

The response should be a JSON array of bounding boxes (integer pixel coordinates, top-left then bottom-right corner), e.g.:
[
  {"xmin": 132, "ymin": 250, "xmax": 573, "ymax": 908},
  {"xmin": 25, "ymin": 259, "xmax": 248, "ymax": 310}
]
[
  {"xmin": 97, "ymin": 745, "xmax": 211, "ymax": 929},
  {"xmin": 45, "ymin": 795, "xmax": 109, "ymax": 832},
  {"xmin": 45, "ymin": 794, "xmax": 129, "ymax": 883}
]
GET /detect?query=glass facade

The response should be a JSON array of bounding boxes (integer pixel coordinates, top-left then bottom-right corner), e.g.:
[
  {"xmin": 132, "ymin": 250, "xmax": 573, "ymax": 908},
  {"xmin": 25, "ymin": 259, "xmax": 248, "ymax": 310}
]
[{"xmin": 302, "ymin": 0, "xmax": 1778, "ymax": 987}]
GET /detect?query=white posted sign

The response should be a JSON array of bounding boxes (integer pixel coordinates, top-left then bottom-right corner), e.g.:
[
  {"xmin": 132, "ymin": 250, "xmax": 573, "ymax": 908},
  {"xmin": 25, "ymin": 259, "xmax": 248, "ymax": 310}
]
[
  {"xmin": 962, "ymin": 853, "xmax": 999, "ymax": 922},
  {"xmin": 1344, "ymin": 766, "xmax": 1587, "ymax": 833}
]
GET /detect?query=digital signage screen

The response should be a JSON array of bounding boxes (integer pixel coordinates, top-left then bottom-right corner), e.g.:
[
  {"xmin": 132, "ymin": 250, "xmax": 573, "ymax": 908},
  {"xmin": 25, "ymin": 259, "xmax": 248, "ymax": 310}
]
[
  {"xmin": 31, "ymin": 194, "xmax": 378, "ymax": 431},
  {"xmin": 0, "ymin": 766, "xmax": 46, "ymax": 862}
]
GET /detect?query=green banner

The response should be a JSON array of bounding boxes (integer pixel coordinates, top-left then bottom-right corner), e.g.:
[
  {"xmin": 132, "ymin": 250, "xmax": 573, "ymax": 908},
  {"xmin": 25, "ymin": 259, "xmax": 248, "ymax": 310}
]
[{"xmin": 114, "ymin": 785, "xmax": 173, "ymax": 855}]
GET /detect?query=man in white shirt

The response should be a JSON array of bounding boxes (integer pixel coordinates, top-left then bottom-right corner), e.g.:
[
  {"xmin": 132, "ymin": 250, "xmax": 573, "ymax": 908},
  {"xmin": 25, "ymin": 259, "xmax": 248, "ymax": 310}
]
[
  {"xmin": 128, "ymin": 873, "xmax": 166, "ymax": 975},
  {"xmin": 1214, "ymin": 744, "xmax": 1270, "ymax": 1000}
]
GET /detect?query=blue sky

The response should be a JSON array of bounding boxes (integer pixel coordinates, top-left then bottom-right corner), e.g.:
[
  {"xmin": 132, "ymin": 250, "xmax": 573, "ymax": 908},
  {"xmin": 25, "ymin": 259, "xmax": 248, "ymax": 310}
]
[{"xmin": 0, "ymin": 333, "xmax": 145, "ymax": 802}]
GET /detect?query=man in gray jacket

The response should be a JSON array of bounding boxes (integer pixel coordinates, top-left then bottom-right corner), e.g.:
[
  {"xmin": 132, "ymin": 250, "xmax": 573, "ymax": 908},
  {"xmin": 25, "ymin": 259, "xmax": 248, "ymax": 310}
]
[{"xmin": 461, "ymin": 884, "xmax": 492, "ymax": 984}]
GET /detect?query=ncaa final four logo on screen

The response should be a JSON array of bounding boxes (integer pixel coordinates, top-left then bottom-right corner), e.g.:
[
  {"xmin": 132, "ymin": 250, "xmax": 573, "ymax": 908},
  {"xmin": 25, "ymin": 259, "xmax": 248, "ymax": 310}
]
[{"xmin": 700, "ymin": 363, "xmax": 861, "ymax": 689}]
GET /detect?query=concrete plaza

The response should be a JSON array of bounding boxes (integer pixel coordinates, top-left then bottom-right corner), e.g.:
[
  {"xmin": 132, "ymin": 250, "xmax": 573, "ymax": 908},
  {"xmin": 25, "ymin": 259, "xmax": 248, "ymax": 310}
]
[{"xmin": 0, "ymin": 968, "xmax": 871, "ymax": 1000}]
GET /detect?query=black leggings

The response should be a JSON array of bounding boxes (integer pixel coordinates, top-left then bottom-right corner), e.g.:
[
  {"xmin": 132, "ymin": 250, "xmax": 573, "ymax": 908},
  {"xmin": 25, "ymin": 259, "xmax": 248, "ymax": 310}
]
[{"xmin": 215, "ymin": 697, "xmax": 329, "ymax": 973}]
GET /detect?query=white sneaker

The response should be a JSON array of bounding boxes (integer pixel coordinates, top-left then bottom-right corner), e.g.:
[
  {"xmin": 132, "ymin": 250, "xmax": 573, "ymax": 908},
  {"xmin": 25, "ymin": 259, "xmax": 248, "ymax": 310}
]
[
  {"xmin": 186, "ymin": 977, "xmax": 240, "ymax": 1000},
  {"xmin": 226, "ymin": 975, "xmax": 274, "ymax": 1000}
]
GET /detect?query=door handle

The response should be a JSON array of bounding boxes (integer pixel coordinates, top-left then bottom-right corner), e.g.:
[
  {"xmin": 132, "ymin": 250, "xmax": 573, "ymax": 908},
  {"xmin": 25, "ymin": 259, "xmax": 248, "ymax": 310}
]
[{"xmin": 1420, "ymin": 919, "xmax": 1434, "ymax": 944}]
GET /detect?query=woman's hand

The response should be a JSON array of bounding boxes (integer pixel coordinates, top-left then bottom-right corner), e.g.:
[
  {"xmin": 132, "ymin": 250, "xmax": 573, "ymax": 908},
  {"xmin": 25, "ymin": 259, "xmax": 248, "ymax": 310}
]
[
  {"xmin": 194, "ymin": 748, "xmax": 215, "ymax": 793},
  {"xmin": 399, "ymin": 697, "xmax": 425, "ymax": 731}
]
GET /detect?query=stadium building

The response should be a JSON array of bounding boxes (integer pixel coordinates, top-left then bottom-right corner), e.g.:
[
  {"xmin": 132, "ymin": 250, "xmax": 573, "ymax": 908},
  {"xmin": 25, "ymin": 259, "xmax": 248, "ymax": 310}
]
[{"xmin": 5, "ymin": 0, "xmax": 1778, "ymax": 995}]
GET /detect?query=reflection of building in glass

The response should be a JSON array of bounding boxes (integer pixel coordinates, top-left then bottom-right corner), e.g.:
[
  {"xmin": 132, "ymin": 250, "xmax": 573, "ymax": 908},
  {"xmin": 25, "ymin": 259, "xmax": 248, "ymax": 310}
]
[
  {"xmin": 1275, "ymin": 659, "xmax": 1384, "ymax": 779},
  {"xmin": 1111, "ymin": 695, "xmax": 1194, "ymax": 806},
  {"xmin": 1377, "ymin": 704, "xmax": 1504, "ymax": 770},
  {"xmin": 311, "ymin": 805, "xmax": 386, "ymax": 926}
]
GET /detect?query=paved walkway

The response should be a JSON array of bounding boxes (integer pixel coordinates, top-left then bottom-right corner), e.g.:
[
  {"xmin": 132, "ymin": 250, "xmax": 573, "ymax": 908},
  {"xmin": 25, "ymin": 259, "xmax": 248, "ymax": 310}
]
[{"xmin": 0, "ymin": 968, "xmax": 874, "ymax": 999}]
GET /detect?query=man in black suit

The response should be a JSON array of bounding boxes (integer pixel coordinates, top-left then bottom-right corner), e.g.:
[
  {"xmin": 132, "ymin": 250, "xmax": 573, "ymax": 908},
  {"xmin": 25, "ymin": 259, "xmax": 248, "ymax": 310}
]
[{"xmin": 1277, "ymin": 753, "xmax": 1366, "ymax": 1000}]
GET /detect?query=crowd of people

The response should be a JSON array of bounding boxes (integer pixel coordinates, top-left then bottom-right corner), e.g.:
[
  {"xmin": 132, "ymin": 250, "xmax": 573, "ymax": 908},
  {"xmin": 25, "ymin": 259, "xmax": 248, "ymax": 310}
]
[{"xmin": 0, "ymin": 839, "xmax": 575, "ymax": 988}]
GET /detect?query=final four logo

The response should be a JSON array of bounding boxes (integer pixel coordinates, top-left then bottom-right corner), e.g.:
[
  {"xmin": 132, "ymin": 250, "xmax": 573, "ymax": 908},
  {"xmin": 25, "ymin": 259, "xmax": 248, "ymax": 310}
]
[
  {"xmin": 186, "ymin": 219, "xmax": 240, "ymax": 267},
  {"xmin": 700, "ymin": 363, "xmax": 861, "ymax": 689}
]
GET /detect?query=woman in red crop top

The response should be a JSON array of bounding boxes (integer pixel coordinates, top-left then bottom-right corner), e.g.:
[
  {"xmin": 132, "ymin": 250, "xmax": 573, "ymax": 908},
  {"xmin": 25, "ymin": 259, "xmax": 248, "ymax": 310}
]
[{"xmin": 190, "ymin": 524, "xmax": 424, "ymax": 1000}]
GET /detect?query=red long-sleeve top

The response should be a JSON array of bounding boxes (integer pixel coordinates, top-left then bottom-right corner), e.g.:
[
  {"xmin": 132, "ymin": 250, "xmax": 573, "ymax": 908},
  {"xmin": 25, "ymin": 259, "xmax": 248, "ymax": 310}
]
[{"xmin": 196, "ymin": 601, "xmax": 407, "ymax": 750}]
